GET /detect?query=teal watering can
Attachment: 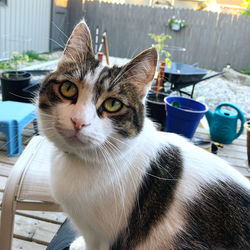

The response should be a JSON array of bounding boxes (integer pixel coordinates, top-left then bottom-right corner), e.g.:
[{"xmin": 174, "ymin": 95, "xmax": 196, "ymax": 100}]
[{"xmin": 205, "ymin": 103, "xmax": 245, "ymax": 144}]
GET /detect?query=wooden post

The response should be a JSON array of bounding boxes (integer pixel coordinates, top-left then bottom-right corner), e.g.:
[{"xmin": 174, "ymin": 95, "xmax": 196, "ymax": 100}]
[
  {"xmin": 154, "ymin": 61, "xmax": 166, "ymax": 92},
  {"xmin": 102, "ymin": 33, "xmax": 110, "ymax": 65}
]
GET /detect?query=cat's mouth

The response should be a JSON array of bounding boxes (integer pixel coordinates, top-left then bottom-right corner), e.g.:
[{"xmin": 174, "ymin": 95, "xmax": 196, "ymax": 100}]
[
  {"xmin": 64, "ymin": 132, "xmax": 102, "ymax": 147},
  {"xmin": 69, "ymin": 135, "xmax": 83, "ymax": 144}
]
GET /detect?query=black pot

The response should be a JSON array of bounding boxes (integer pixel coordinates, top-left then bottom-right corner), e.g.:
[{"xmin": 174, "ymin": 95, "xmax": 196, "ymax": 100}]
[
  {"xmin": 146, "ymin": 91, "xmax": 168, "ymax": 131},
  {"xmin": 0, "ymin": 71, "xmax": 32, "ymax": 102}
]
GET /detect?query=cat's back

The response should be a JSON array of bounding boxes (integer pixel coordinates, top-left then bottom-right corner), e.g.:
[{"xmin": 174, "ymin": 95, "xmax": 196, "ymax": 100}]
[
  {"xmin": 157, "ymin": 130, "xmax": 250, "ymax": 190},
  {"xmin": 139, "ymin": 129, "xmax": 250, "ymax": 250}
]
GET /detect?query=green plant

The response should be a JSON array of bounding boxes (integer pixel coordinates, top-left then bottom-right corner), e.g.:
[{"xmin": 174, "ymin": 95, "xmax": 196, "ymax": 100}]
[
  {"xmin": 42, "ymin": 51, "xmax": 52, "ymax": 55},
  {"xmin": 0, "ymin": 51, "xmax": 29, "ymax": 78},
  {"xmin": 240, "ymin": 68, "xmax": 250, "ymax": 75},
  {"xmin": 24, "ymin": 50, "xmax": 47, "ymax": 62},
  {"xmin": 0, "ymin": 61, "xmax": 13, "ymax": 71},
  {"xmin": 242, "ymin": 0, "xmax": 250, "ymax": 15},
  {"xmin": 149, "ymin": 33, "xmax": 172, "ymax": 67},
  {"xmin": 10, "ymin": 51, "xmax": 29, "ymax": 73},
  {"xmin": 167, "ymin": 16, "xmax": 186, "ymax": 29}
]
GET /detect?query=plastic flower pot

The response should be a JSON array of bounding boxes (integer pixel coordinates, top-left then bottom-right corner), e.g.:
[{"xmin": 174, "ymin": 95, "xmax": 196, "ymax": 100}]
[
  {"xmin": 0, "ymin": 71, "xmax": 31, "ymax": 102},
  {"xmin": 164, "ymin": 96, "xmax": 208, "ymax": 139}
]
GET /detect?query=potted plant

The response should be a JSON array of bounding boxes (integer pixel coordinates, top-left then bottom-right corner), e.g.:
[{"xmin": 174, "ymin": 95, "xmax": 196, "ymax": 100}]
[
  {"xmin": 0, "ymin": 51, "xmax": 31, "ymax": 102},
  {"xmin": 167, "ymin": 16, "xmax": 186, "ymax": 31},
  {"xmin": 146, "ymin": 33, "xmax": 172, "ymax": 130}
]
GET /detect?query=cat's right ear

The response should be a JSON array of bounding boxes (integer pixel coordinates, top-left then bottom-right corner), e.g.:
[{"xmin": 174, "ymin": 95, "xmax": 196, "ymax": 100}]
[{"xmin": 62, "ymin": 20, "xmax": 94, "ymax": 62}]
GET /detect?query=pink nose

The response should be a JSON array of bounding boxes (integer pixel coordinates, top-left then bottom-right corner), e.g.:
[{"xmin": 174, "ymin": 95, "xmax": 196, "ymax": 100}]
[{"xmin": 71, "ymin": 116, "xmax": 91, "ymax": 131}]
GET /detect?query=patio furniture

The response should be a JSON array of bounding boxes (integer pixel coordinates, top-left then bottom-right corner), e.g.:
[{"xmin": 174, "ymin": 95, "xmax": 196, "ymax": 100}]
[
  {"xmin": 0, "ymin": 101, "xmax": 36, "ymax": 157},
  {"xmin": 0, "ymin": 136, "xmax": 61, "ymax": 250}
]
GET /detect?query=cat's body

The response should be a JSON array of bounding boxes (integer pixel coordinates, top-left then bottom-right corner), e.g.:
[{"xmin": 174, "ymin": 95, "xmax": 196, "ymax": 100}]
[{"xmin": 38, "ymin": 20, "xmax": 250, "ymax": 250}]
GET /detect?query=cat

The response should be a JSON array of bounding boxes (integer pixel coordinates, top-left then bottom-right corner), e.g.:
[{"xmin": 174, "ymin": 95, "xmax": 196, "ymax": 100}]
[{"xmin": 38, "ymin": 20, "xmax": 250, "ymax": 250}]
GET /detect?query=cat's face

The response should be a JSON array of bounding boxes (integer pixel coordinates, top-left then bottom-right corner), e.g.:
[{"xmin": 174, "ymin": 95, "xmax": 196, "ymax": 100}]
[{"xmin": 38, "ymin": 21, "xmax": 157, "ymax": 158}]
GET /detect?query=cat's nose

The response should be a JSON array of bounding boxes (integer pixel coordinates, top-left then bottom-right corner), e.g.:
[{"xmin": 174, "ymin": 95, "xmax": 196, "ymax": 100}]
[{"xmin": 71, "ymin": 117, "xmax": 91, "ymax": 131}]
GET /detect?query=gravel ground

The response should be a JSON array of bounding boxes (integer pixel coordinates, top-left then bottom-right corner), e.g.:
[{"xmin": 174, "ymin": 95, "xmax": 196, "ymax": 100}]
[{"xmin": 194, "ymin": 75, "xmax": 250, "ymax": 118}]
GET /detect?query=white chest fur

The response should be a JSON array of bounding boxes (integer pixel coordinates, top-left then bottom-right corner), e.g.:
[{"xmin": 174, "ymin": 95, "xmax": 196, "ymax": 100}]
[{"xmin": 49, "ymin": 131, "xmax": 155, "ymax": 245}]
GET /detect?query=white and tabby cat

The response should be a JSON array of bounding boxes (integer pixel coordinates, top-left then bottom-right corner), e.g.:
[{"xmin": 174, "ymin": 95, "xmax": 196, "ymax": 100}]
[{"xmin": 38, "ymin": 20, "xmax": 250, "ymax": 250}]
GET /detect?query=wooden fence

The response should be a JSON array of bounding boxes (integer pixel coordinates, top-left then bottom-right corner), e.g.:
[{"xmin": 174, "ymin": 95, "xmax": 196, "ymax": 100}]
[{"xmin": 83, "ymin": 1, "xmax": 250, "ymax": 71}]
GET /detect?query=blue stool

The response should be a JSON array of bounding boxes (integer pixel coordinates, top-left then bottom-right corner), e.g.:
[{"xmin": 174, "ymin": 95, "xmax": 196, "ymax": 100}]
[{"xmin": 0, "ymin": 101, "xmax": 37, "ymax": 157}]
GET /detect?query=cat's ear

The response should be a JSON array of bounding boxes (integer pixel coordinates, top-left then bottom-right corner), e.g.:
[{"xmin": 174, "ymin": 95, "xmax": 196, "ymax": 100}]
[
  {"xmin": 122, "ymin": 48, "xmax": 157, "ymax": 99},
  {"xmin": 63, "ymin": 20, "xmax": 94, "ymax": 61}
]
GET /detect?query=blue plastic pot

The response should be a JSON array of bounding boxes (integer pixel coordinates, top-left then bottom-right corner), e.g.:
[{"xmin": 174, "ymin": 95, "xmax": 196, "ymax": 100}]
[{"xmin": 164, "ymin": 96, "xmax": 208, "ymax": 139}]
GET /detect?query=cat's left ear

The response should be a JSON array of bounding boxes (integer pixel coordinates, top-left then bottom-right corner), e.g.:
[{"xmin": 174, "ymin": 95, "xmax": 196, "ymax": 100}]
[
  {"xmin": 63, "ymin": 20, "xmax": 94, "ymax": 61},
  {"xmin": 122, "ymin": 48, "xmax": 157, "ymax": 99}
]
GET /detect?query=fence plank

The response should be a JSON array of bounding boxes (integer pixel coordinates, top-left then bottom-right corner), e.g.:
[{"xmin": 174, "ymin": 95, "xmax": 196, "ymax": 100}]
[{"xmin": 83, "ymin": 1, "xmax": 250, "ymax": 71}]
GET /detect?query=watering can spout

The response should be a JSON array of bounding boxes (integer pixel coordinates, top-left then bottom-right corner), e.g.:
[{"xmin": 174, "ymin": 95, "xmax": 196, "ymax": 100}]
[{"xmin": 205, "ymin": 109, "xmax": 213, "ymax": 127}]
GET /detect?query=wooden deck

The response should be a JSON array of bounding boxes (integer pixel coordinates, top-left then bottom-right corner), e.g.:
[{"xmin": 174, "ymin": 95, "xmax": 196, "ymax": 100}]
[
  {"xmin": 195, "ymin": 127, "xmax": 250, "ymax": 178},
  {"xmin": 0, "ymin": 123, "xmax": 249, "ymax": 249}
]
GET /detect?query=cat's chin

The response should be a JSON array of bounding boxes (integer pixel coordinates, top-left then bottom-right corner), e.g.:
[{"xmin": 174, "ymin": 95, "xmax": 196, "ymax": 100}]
[{"xmin": 64, "ymin": 134, "xmax": 103, "ymax": 149}]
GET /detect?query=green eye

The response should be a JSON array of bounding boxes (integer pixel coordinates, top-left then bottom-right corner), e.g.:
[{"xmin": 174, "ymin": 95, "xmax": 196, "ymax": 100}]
[
  {"xmin": 59, "ymin": 82, "xmax": 78, "ymax": 99},
  {"xmin": 103, "ymin": 98, "xmax": 123, "ymax": 113}
]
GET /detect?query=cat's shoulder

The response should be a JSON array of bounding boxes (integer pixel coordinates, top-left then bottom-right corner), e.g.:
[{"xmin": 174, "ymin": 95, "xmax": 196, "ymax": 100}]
[{"xmin": 150, "ymin": 127, "xmax": 250, "ymax": 192}]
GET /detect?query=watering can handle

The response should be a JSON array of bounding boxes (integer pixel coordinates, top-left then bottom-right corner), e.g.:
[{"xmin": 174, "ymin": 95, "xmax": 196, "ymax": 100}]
[{"xmin": 216, "ymin": 102, "xmax": 245, "ymax": 139}]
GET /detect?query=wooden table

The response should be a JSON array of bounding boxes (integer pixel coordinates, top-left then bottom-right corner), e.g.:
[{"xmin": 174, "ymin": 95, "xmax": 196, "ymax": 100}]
[{"xmin": 0, "ymin": 127, "xmax": 249, "ymax": 250}]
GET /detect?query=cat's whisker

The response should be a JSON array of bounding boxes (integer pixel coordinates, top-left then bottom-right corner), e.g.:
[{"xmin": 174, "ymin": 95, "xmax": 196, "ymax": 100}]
[
  {"xmin": 64, "ymin": 48, "xmax": 82, "ymax": 77},
  {"xmin": 0, "ymin": 130, "xmax": 37, "ymax": 152},
  {"xmin": 37, "ymin": 114, "xmax": 53, "ymax": 120},
  {"xmin": 107, "ymin": 135, "xmax": 129, "ymax": 146},
  {"xmin": 106, "ymin": 138, "xmax": 179, "ymax": 182},
  {"xmin": 39, "ymin": 112, "xmax": 54, "ymax": 117},
  {"xmin": 99, "ymin": 144, "xmax": 123, "ymax": 234},
  {"xmin": 7, "ymin": 92, "xmax": 34, "ymax": 101},
  {"xmin": 104, "ymin": 139, "xmax": 142, "ymax": 227},
  {"xmin": 65, "ymin": 43, "xmax": 84, "ymax": 72},
  {"xmin": 100, "ymin": 145, "xmax": 126, "ymax": 229},
  {"xmin": 38, "ymin": 127, "xmax": 54, "ymax": 132},
  {"xmin": 0, "ymin": 133, "xmax": 20, "ymax": 150},
  {"xmin": 49, "ymin": 38, "xmax": 66, "ymax": 51},
  {"xmin": 106, "ymin": 147, "xmax": 130, "ymax": 228},
  {"xmin": 52, "ymin": 21, "xmax": 70, "ymax": 40},
  {"xmin": 110, "ymin": 59, "xmax": 151, "ymax": 88}
]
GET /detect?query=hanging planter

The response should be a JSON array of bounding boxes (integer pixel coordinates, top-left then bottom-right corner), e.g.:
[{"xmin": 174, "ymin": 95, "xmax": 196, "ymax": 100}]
[{"xmin": 167, "ymin": 17, "xmax": 186, "ymax": 31}]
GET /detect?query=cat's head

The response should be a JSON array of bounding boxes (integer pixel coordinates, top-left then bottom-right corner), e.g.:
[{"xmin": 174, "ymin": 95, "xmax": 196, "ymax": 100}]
[{"xmin": 38, "ymin": 20, "xmax": 157, "ymax": 159}]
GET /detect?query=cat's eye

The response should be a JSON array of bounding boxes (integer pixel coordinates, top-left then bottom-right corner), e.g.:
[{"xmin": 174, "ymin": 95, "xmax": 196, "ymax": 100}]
[
  {"xmin": 103, "ymin": 98, "xmax": 123, "ymax": 113},
  {"xmin": 59, "ymin": 81, "xmax": 78, "ymax": 99}
]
